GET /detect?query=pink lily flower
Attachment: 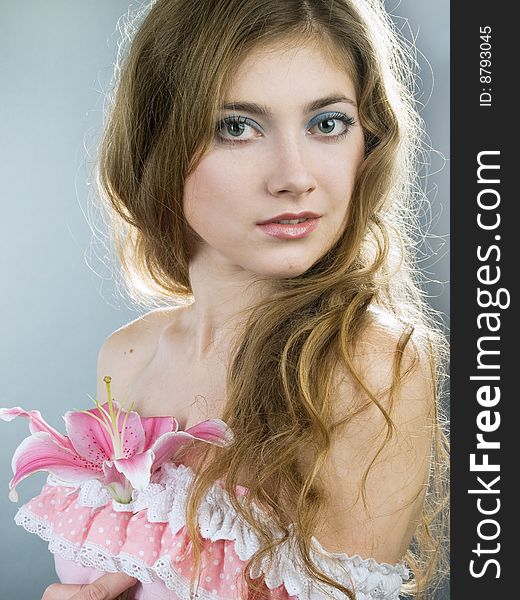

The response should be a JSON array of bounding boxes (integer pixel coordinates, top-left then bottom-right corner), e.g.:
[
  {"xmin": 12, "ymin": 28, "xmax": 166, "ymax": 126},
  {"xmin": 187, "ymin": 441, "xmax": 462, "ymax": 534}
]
[{"xmin": 0, "ymin": 376, "xmax": 233, "ymax": 504}]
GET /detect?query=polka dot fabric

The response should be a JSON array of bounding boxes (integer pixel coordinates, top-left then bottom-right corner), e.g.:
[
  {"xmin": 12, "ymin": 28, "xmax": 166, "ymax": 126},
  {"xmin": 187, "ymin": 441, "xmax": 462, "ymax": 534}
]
[{"xmin": 14, "ymin": 462, "xmax": 409, "ymax": 599}]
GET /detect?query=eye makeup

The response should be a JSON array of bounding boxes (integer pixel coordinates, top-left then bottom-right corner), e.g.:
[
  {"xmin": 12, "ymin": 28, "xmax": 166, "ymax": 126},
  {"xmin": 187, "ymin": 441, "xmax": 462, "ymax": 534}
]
[{"xmin": 214, "ymin": 111, "xmax": 357, "ymax": 144}]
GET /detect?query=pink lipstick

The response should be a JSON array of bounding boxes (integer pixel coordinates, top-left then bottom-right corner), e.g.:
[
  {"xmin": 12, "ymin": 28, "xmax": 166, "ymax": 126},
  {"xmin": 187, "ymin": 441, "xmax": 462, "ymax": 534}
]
[{"xmin": 256, "ymin": 211, "xmax": 321, "ymax": 240}]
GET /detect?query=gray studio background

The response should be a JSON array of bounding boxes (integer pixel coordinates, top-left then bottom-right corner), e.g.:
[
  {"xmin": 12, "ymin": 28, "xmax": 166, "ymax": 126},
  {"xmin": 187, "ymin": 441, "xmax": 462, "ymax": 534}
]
[{"xmin": 0, "ymin": 1, "xmax": 449, "ymax": 598}]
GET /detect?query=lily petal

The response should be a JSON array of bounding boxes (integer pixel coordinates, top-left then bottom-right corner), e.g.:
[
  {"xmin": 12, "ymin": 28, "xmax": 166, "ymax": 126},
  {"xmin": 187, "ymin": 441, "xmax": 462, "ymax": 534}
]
[
  {"xmin": 149, "ymin": 420, "xmax": 233, "ymax": 472},
  {"xmin": 140, "ymin": 415, "xmax": 178, "ymax": 450},
  {"xmin": 63, "ymin": 407, "xmax": 114, "ymax": 466},
  {"xmin": 102, "ymin": 460, "xmax": 127, "ymax": 486},
  {"xmin": 64, "ymin": 402, "xmax": 146, "ymax": 464},
  {"xmin": 185, "ymin": 419, "xmax": 234, "ymax": 446},
  {"xmin": 102, "ymin": 461, "xmax": 133, "ymax": 503},
  {"xmin": 149, "ymin": 431, "xmax": 199, "ymax": 470},
  {"xmin": 115, "ymin": 405, "xmax": 146, "ymax": 458},
  {"xmin": 113, "ymin": 449, "xmax": 154, "ymax": 492},
  {"xmin": 8, "ymin": 431, "xmax": 102, "ymax": 501},
  {"xmin": 0, "ymin": 407, "xmax": 74, "ymax": 452}
]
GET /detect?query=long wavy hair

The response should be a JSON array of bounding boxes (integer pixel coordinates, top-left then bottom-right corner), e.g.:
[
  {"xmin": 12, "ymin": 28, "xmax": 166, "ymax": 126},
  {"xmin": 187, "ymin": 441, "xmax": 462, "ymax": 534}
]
[{"xmin": 96, "ymin": 0, "xmax": 449, "ymax": 598}]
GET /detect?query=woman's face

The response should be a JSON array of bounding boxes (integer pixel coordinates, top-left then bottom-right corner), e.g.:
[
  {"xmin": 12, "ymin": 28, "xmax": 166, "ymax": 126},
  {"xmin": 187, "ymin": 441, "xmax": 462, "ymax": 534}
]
[{"xmin": 183, "ymin": 41, "xmax": 365, "ymax": 279}]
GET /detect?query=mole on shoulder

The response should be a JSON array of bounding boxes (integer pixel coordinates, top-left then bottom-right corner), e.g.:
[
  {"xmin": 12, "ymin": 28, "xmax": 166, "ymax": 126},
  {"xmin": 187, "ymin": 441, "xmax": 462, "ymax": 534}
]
[{"xmin": 129, "ymin": 348, "xmax": 134, "ymax": 353}]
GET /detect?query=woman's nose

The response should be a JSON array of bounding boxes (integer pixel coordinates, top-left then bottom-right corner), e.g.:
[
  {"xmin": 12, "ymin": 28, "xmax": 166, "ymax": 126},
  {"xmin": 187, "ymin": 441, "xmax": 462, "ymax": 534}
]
[{"xmin": 266, "ymin": 138, "xmax": 317, "ymax": 198}]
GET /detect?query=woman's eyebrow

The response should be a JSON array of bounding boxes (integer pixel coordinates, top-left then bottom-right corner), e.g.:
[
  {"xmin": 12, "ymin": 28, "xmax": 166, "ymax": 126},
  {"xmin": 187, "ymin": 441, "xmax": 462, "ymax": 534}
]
[{"xmin": 220, "ymin": 94, "xmax": 357, "ymax": 117}]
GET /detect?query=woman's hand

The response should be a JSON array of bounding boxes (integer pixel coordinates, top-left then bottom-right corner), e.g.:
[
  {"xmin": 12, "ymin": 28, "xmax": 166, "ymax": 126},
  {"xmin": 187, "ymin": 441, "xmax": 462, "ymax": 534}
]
[{"xmin": 41, "ymin": 572, "xmax": 138, "ymax": 600}]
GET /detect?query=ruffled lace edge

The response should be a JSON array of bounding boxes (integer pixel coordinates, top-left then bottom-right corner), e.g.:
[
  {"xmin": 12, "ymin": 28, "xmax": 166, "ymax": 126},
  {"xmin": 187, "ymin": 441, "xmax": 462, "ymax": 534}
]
[
  {"xmin": 27, "ymin": 463, "xmax": 410, "ymax": 599},
  {"xmin": 15, "ymin": 506, "xmax": 231, "ymax": 600}
]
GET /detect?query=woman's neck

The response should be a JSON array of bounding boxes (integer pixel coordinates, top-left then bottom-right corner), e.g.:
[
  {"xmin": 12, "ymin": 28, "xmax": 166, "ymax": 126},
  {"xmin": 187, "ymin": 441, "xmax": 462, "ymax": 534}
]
[{"xmin": 184, "ymin": 248, "xmax": 276, "ymax": 361}]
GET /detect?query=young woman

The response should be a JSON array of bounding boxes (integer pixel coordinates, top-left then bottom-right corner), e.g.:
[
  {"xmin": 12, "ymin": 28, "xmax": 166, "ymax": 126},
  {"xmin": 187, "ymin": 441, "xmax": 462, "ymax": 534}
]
[{"xmin": 28, "ymin": 0, "xmax": 449, "ymax": 598}]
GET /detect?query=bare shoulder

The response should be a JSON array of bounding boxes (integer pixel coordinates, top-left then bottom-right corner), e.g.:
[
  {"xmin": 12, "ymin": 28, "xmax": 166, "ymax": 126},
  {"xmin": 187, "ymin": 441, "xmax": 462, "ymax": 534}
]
[
  {"xmin": 95, "ymin": 306, "xmax": 185, "ymax": 404},
  {"xmin": 315, "ymin": 307, "xmax": 437, "ymax": 561},
  {"xmin": 335, "ymin": 305, "xmax": 434, "ymax": 419},
  {"xmin": 356, "ymin": 305, "xmax": 430, "ymax": 368},
  {"xmin": 328, "ymin": 305, "xmax": 436, "ymax": 472}
]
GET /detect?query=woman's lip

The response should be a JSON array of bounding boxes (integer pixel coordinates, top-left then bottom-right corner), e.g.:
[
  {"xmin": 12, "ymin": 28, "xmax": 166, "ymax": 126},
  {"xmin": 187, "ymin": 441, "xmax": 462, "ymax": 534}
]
[
  {"xmin": 257, "ymin": 217, "xmax": 320, "ymax": 239},
  {"xmin": 257, "ymin": 211, "xmax": 320, "ymax": 225}
]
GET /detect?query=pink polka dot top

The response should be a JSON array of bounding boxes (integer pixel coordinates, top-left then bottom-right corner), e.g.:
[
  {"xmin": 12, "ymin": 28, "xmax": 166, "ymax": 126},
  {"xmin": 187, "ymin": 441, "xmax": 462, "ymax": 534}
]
[{"xmin": 14, "ymin": 457, "xmax": 410, "ymax": 599}]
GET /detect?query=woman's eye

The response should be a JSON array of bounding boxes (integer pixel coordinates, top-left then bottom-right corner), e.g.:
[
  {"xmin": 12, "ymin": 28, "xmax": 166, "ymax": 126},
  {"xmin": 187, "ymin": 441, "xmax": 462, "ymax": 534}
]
[
  {"xmin": 214, "ymin": 112, "xmax": 356, "ymax": 144},
  {"xmin": 308, "ymin": 113, "xmax": 356, "ymax": 139},
  {"xmin": 215, "ymin": 117, "xmax": 258, "ymax": 143}
]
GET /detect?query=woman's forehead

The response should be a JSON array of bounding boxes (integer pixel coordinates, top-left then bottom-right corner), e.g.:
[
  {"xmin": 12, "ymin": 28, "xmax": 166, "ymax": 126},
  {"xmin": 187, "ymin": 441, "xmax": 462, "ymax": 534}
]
[{"xmin": 221, "ymin": 41, "xmax": 358, "ymax": 111}]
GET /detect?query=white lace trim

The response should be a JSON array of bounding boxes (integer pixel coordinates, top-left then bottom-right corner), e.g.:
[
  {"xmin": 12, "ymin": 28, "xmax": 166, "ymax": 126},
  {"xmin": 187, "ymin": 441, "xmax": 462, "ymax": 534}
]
[
  {"xmin": 15, "ymin": 508, "xmax": 230, "ymax": 600},
  {"xmin": 21, "ymin": 464, "xmax": 410, "ymax": 599}
]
